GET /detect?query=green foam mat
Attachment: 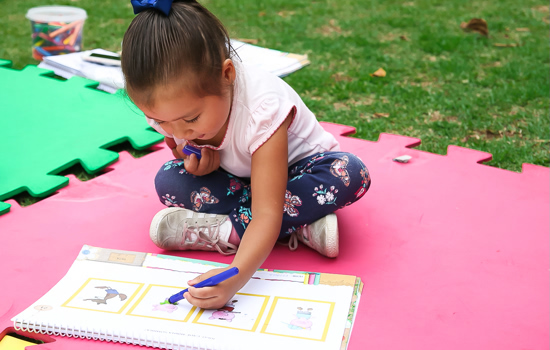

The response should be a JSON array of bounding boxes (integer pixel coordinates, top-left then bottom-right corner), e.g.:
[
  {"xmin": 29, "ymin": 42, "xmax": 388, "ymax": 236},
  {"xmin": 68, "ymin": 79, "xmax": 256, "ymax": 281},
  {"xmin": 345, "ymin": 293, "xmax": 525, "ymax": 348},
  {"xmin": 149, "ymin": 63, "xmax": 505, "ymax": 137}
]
[{"xmin": 0, "ymin": 60, "xmax": 163, "ymax": 215}]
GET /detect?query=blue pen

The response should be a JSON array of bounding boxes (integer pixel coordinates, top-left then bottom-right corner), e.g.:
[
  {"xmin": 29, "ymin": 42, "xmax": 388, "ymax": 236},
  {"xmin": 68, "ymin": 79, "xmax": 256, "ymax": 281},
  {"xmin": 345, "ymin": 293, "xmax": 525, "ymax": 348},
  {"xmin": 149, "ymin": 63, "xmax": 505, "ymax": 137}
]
[
  {"xmin": 166, "ymin": 267, "xmax": 239, "ymax": 304},
  {"xmin": 182, "ymin": 144, "xmax": 202, "ymax": 160}
]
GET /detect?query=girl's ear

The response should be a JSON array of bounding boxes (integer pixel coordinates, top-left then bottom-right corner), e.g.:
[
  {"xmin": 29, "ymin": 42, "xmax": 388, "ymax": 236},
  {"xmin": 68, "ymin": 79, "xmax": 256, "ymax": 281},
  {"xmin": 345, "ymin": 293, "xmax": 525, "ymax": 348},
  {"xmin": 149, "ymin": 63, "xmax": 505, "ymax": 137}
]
[{"xmin": 222, "ymin": 59, "xmax": 236, "ymax": 86}]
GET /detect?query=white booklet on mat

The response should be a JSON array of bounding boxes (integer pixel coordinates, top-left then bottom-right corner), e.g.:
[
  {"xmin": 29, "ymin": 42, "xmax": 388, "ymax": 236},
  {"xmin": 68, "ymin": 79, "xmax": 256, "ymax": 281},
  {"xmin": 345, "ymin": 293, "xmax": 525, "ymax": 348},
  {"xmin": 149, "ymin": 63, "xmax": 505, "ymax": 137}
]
[{"xmin": 12, "ymin": 245, "xmax": 361, "ymax": 350}]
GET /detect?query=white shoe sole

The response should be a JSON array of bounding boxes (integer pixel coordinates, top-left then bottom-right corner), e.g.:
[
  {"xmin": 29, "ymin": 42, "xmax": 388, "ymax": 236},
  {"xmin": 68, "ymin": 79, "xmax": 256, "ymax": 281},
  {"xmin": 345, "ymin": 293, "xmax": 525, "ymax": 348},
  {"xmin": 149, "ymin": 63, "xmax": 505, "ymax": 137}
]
[
  {"xmin": 324, "ymin": 214, "xmax": 339, "ymax": 258},
  {"xmin": 150, "ymin": 207, "xmax": 186, "ymax": 248}
]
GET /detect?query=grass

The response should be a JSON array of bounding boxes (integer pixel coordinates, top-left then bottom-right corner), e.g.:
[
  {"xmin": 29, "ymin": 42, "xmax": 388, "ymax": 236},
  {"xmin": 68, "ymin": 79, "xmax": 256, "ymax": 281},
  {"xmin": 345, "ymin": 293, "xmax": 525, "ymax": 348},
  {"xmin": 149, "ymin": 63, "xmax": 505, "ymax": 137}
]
[{"xmin": 0, "ymin": 0, "xmax": 548, "ymax": 205}]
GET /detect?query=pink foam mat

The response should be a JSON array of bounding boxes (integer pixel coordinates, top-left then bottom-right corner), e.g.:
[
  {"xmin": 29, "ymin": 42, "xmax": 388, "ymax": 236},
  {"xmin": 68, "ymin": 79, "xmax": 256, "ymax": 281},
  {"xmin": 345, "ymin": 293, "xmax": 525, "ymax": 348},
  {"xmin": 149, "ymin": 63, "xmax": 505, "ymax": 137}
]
[{"xmin": 1, "ymin": 122, "xmax": 548, "ymax": 349}]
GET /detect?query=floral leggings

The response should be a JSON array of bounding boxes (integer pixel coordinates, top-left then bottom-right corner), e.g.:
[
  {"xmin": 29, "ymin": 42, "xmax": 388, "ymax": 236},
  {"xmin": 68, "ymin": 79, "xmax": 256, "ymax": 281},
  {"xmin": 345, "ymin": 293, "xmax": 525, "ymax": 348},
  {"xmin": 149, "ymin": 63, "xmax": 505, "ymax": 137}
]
[{"xmin": 154, "ymin": 152, "xmax": 371, "ymax": 239}]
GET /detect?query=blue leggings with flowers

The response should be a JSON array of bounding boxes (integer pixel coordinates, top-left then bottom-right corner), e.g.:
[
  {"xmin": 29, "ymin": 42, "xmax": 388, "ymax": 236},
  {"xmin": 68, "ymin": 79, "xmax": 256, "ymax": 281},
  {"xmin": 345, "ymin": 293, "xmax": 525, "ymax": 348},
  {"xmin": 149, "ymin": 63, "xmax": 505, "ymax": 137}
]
[{"xmin": 154, "ymin": 152, "xmax": 371, "ymax": 239}]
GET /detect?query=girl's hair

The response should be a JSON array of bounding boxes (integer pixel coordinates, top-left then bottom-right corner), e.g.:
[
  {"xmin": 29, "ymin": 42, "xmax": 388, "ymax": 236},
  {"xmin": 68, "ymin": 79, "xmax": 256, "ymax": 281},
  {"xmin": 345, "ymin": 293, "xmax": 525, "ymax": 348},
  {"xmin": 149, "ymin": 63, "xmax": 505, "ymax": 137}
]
[{"xmin": 121, "ymin": 0, "xmax": 232, "ymax": 106}]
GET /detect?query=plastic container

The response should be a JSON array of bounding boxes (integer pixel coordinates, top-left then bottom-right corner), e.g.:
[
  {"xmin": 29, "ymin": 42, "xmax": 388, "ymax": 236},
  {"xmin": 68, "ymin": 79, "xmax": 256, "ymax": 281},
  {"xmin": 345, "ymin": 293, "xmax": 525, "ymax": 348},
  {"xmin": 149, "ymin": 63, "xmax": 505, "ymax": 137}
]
[{"xmin": 25, "ymin": 6, "xmax": 88, "ymax": 60}]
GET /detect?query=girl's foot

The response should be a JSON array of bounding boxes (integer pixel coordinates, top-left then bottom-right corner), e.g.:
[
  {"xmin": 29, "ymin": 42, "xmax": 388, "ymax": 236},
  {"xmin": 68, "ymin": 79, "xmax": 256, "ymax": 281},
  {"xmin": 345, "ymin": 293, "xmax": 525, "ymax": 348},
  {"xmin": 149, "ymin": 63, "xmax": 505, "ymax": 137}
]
[
  {"xmin": 150, "ymin": 208, "xmax": 238, "ymax": 255},
  {"xmin": 289, "ymin": 214, "xmax": 339, "ymax": 258}
]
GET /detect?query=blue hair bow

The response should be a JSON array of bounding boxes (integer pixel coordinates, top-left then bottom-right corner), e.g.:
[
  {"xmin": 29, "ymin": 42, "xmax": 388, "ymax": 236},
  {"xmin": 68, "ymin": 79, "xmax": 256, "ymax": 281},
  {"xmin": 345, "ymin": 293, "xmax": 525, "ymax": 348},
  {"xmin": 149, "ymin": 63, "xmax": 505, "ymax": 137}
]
[{"xmin": 131, "ymin": 0, "xmax": 173, "ymax": 16}]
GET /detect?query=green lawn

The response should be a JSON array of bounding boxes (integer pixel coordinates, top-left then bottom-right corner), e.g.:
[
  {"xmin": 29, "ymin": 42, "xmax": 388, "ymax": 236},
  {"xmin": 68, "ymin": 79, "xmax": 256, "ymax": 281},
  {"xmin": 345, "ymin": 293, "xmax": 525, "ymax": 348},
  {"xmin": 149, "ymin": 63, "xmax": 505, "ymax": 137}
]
[{"xmin": 1, "ymin": 0, "xmax": 548, "ymax": 205}]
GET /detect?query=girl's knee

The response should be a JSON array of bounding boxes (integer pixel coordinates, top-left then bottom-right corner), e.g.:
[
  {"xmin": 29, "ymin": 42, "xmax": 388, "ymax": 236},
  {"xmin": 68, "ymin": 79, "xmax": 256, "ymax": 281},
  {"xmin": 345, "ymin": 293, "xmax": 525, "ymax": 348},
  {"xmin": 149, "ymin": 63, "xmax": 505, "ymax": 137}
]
[
  {"xmin": 345, "ymin": 153, "xmax": 366, "ymax": 169},
  {"xmin": 349, "ymin": 154, "xmax": 371, "ymax": 199},
  {"xmin": 155, "ymin": 159, "xmax": 183, "ymax": 181},
  {"xmin": 337, "ymin": 153, "xmax": 371, "ymax": 201},
  {"xmin": 154, "ymin": 159, "xmax": 194, "ymax": 196},
  {"xmin": 335, "ymin": 153, "xmax": 369, "ymax": 180}
]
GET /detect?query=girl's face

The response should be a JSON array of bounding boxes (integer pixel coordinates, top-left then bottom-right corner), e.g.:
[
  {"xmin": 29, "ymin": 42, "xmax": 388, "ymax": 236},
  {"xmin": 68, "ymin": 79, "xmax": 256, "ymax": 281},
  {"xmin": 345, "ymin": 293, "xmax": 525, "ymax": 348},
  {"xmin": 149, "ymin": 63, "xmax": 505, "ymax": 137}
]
[{"xmin": 139, "ymin": 86, "xmax": 232, "ymax": 146}]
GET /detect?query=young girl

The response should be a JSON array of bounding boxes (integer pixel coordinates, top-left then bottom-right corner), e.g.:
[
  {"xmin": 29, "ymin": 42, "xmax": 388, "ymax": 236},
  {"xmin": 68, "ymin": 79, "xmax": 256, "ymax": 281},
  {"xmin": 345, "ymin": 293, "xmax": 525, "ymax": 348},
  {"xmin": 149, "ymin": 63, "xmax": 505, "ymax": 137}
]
[{"xmin": 122, "ymin": 0, "xmax": 371, "ymax": 309}]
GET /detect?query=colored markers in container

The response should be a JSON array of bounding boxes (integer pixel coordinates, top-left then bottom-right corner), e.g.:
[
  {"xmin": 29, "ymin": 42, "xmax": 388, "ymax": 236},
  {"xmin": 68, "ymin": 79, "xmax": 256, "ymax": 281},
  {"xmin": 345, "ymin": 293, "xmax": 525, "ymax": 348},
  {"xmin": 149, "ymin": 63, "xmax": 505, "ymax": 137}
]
[{"xmin": 26, "ymin": 6, "xmax": 88, "ymax": 60}]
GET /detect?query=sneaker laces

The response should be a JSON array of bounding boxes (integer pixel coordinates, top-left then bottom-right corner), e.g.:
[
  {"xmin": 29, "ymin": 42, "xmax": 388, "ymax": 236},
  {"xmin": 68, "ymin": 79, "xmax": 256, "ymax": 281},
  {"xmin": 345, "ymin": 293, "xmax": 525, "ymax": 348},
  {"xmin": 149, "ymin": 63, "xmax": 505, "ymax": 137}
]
[
  {"xmin": 182, "ymin": 218, "xmax": 237, "ymax": 256},
  {"xmin": 286, "ymin": 225, "xmax": 309, "ymax": 251},
  {"xmin": 288, "ymin": 231, "xmax": 298, "ymax": 251}
]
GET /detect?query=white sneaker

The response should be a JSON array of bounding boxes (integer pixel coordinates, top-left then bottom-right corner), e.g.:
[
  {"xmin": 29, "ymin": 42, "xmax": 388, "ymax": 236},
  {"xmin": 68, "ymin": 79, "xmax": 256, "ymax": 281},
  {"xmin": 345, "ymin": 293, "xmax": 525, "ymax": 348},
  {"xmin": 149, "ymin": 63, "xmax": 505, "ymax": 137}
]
[
  {"xmin": 289, "ymin": 214, "xmax": 339, "ymax": 258},
  {"xmin": 150, "ymin": 208, "xmax": 238, "ymax": 255}
]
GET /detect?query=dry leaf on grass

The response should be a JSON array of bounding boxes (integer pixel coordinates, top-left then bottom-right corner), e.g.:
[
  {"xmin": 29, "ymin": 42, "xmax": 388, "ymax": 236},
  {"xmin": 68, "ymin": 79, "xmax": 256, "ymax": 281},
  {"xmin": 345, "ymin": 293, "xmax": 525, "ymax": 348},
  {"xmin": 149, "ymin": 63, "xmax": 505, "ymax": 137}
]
[
  {"xmin": 428, "ymin": 110, "xmax": 442, "ymax": 122},
  {"xmin": 333, "ymin": 102, "xmax": 348, "ymax": 111},
  {"xmin": 494, "ymin": 43, "xmax": 518, "ymax": 47},
  {"xmin": 460, "ymin": 18, "xmax": 489, "ymax": 36},
  {"xmin": 318, "ymin": 19, "xmax": 351, "ymax": 37},
  {"xmin": 533, "ymin": 5, "xmax": 550, "ymax": 12},
  {"xmin": 277, "ymin": 10, "xmax": 295, "ymax": 18},
  {"xmin": 515, "ymin": 28, "xmax": 530, "ymax": 32},
  {"xmin": 373, "ymin": 113, "xmax": 390, "ymax": 118},
  {"xmin": 370, "ymin": 68, "xmax": 386, "ymax": 77},
  {"xmin": 379, "ymin": 32, "xmax": 398, "ymax": 42},
  {"xmin": 331, "ymin": 72, "xmax": 353, "ymax": 82},
  {"xmin": 235, "ymin": 38, "xmax": 259, "ymax": 45},
  {"xmin": 258, "ymin": 11, "xmax": 266, "ymax": 17},
  {"xmin": 482, "ymin": 61, "xmax": 502, "ymax": 68},
  {"xmin": 461, "ymin": 128, "xmax": 526, "ymax": 143},
  {"xmin": 353, "ymin": 95, "xmax": 376, "ymax": 106},
  {"xmin": 400, "ymin": 35, "xmax": 410, "ymax": 41}
]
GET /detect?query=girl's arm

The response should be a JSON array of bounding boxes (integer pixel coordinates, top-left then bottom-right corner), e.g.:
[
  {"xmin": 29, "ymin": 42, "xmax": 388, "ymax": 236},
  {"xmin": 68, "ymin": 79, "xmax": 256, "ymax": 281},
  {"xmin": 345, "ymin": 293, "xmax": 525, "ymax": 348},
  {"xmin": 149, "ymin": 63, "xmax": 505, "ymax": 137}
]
[{"xmin": 184, "ymin": 114, "xmax": 293, "ymax": 309}]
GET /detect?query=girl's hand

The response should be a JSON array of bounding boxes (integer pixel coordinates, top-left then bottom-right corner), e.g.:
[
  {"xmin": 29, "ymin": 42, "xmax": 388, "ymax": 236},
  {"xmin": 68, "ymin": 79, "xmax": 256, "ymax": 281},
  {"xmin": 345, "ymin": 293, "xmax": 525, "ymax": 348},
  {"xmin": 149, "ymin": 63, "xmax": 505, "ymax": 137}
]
[
  {"xmin": 178, "ymin": 144, "xmax": 220, "ymax": 176},
  {"xmin": 183, "ymin": 266, "xmax": 247, "ymax": 309},
  {"xmin": 165, "ymin": 137, "xmax": 182, "ymax": 159}
]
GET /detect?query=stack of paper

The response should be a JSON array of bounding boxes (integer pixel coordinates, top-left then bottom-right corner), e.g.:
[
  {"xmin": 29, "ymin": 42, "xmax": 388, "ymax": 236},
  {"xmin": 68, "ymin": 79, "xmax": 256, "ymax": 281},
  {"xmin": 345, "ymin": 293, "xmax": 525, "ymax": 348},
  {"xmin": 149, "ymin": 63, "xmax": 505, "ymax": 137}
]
[
  {"xmin": 38, "ymin": 40, "xmax": 310, "ymax": 94},
  {"xmin": 230, "ymin": 40, "xmax": 310, "ymax": 78},
  {"xmin": 39, "ymin": 48, "xmax": 124, "ymax": 93}
]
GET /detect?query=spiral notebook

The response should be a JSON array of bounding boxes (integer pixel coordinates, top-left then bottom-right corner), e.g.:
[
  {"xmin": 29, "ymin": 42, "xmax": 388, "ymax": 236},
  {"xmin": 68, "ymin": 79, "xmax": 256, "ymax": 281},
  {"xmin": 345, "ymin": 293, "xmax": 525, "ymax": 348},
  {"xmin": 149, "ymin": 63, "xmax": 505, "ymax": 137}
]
[{"xmin": 12, "ymin": 245, "xmax": 362, "ymax": 350}]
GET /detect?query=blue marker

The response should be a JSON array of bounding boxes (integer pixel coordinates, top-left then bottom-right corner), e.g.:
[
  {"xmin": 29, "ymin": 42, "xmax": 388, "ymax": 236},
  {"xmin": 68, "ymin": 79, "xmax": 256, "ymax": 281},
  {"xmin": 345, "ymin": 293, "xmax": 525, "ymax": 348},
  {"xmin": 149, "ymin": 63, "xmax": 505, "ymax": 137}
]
[
  {"xmin": 166, "ymin": 267, "xmax": 239, "ymax": 304},
  {"xmin": 182, "ymin": 144, "xmax": 202, "ymax": 160}
]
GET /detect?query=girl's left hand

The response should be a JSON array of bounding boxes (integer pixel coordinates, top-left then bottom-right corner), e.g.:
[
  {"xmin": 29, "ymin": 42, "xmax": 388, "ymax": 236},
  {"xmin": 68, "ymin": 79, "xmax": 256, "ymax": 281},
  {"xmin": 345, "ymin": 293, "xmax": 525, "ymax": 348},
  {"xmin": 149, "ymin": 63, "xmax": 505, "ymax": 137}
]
[
  {"xmin": 181, "ymin": 145, "xmax": 220, "ymax": 176},
  {"xmin": 183, "ymin": 266, "xmax": 247, "ymax": 309}
]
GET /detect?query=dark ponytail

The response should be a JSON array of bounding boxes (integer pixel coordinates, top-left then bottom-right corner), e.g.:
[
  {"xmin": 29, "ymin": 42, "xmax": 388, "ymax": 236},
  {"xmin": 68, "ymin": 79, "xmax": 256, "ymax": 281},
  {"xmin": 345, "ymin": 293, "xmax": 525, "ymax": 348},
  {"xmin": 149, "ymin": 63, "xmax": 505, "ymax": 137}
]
[{"xmin": 122, "ymin": 1, "xmax": 232, "ymax": 105}]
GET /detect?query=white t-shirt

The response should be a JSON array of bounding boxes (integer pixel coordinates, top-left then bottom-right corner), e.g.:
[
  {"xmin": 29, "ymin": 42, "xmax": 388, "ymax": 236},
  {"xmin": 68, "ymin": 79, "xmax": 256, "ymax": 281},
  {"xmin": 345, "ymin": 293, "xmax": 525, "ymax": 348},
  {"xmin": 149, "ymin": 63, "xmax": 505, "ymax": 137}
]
[{"xmin": 146, "ymin": 61, "xmax": 340, "ymax": 178}]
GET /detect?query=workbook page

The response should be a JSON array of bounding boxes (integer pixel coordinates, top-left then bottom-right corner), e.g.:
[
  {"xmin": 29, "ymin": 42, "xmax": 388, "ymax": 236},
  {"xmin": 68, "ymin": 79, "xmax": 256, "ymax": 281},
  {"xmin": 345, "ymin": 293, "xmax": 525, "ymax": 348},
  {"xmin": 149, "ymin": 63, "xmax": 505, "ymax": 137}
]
[{"xmin": 13, "ymin": 246, "xmax": 357, "ymax": 350}]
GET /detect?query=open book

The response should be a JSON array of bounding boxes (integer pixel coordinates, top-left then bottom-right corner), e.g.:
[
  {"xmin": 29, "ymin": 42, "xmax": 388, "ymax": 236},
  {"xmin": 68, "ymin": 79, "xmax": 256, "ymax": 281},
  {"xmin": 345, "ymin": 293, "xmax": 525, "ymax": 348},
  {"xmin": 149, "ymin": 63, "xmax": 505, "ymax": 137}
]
[{"xmin": 12, "ymin": 245, "xmax": 361, "ymax": 350}]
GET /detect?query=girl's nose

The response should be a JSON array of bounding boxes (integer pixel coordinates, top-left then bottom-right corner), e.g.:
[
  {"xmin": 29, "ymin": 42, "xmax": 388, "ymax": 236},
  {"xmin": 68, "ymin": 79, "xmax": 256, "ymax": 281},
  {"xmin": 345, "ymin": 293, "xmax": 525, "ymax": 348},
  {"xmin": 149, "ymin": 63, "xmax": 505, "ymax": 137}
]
[{"xmin": 171, "ymin": 120, "xmax": 192, "ymax": 140}]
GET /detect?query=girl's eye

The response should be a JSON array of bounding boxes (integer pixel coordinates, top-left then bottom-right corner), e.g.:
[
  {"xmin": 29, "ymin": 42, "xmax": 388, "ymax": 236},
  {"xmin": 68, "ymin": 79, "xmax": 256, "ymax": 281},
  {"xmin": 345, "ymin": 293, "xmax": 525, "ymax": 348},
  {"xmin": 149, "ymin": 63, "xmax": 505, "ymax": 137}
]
[{"xmin": 186, "ymin": 115, "xmax": 200, "ymax": 123}]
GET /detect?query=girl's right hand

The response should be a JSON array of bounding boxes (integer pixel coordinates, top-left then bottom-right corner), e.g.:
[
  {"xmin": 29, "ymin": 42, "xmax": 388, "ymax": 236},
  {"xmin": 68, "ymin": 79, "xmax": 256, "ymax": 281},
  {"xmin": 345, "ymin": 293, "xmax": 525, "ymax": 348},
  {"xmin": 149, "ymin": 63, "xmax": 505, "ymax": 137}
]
[
  {"xmin": 165, "ymin": 137, "xmax": 182, "ymax": 159},
  {"xmin": 181, "ymin": 144, "xmax": 220, "ymax": 176}
]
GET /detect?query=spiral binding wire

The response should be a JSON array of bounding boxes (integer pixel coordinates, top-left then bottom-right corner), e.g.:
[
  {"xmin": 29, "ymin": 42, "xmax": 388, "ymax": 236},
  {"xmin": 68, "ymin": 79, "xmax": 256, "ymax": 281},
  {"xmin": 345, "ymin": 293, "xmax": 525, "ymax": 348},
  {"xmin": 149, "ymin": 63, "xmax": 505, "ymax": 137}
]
[{"xmin": 13, "ymin": 318, "xmax": 232, "ymax": 350}]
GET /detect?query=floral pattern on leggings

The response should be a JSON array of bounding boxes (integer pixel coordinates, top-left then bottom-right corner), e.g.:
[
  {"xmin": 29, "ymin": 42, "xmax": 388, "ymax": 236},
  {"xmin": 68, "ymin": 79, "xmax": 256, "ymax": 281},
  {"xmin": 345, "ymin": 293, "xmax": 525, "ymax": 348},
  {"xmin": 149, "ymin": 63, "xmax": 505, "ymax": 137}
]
[
  {"xmin": 283, "ymin": 190, "xmax": 302, "ymax": 217},
  {"xmin": 289, "ymin": 153, "xmax": 326, "ymax": 182},
  {"xmin": 330, "ymin": 155, "xmax": 350, "ymax": 187},
  {"xmin": 162, "ymin": 159, "xmax": 193, "ymax": 176},
  {"xmin": 190, "ymin": 187, "xmax": 219, "ymax": 211},
  {"xmin": 162, "ymin": 193, "xmax": 185, "ymax": 208},
  {"xmin": 234, "ymin": 206, "xmax": 252, "ymax": 229},
  {"xmin": 312, "ymin": 184, "xmax": 338, "ymax": 206},
  {"xmin": 163, "ymin": 160, "xmax": 184, "ymax": 171},
  {"xmin": 227, "ymin": 176, "xmax": 243, "ymax": 196},
  {"xmin": 355, "ymin": 165, "xmax": 371, "ymax": 199}
]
